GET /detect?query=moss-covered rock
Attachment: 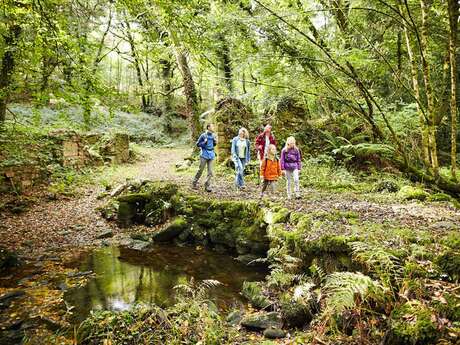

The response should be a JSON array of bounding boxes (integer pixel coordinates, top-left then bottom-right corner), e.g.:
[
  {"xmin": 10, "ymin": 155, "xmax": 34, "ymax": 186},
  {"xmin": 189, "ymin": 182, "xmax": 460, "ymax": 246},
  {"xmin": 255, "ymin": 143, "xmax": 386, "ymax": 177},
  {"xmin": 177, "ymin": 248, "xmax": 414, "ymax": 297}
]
[
  {"xmin": 435, "ymin": 250, "xmax": 460, "ymax": 280},
  {"xmin": 241, "ymin": 311, "xmax": 282, "ymax": 330},
  {"xmin": 397, "ymin": 186, "xmax": 429, "ymax": 201},
  {"xmin": 279, "ymin": 290, "xmax": 315, "ymax": 328},
  {"xmin": 117, "ymin": 201, "xmax": 138, "ymax": 227},
  {"xmin": 263, "ymin": 207, "xmax": 291, "ymax": 225},
  {"xmin": 373, "ymin": 179, "xmax": 400, "ymax": 193},
  {"xmin": 152, "ymin": 216, "xmax": 188, "ymax": 242},
  {"xmin": 388, "ymin": 301, "xmax": 438, "ymax": 345},
  {"xmin": 117, "ymin": 193, "xmax": 150, "ymax": 203},
  {"xmin": 263, "ymin": 327, "xmax": 286, "ymax": 339}
]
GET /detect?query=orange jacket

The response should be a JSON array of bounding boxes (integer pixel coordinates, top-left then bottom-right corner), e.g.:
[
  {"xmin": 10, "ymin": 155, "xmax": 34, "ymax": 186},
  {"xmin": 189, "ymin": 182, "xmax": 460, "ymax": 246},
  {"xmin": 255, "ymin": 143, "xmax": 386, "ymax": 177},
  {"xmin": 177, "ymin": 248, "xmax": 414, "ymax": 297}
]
[{"xmin": 260, "ymin": 158, "xmax": 281, "ymax": 181}]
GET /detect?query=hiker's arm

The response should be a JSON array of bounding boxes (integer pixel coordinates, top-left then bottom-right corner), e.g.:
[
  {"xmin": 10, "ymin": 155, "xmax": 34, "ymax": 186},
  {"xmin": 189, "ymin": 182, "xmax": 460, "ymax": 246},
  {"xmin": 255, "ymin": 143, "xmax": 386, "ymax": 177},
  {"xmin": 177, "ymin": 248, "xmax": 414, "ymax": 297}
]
[{"xmin": 280, "ymin": 149, "xmax": 285, "ymax": 170}]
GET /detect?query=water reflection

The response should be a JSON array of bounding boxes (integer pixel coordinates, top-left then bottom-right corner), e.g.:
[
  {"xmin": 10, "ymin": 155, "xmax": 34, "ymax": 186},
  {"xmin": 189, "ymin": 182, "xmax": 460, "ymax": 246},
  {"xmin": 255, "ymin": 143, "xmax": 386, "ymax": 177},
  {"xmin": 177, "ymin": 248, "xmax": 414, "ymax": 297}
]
[{"xmin": 65, "ymin": 245, "xmax": 266, "ymax": 322}]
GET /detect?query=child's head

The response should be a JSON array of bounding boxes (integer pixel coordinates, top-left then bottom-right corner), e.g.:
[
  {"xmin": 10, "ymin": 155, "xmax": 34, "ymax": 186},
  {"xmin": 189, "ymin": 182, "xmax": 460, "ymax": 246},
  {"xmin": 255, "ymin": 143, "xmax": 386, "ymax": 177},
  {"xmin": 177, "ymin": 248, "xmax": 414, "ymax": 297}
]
[
  {"xmin": 238, "ymin": 127, "xmax": 249, "ymax": 139},
  {"xmin": 268, "ymin": 144, "xmax": 277, "ymax": 158},
  {"xmin": 285, "ymin": 136, "xmax": 297, "ymax": 149}
]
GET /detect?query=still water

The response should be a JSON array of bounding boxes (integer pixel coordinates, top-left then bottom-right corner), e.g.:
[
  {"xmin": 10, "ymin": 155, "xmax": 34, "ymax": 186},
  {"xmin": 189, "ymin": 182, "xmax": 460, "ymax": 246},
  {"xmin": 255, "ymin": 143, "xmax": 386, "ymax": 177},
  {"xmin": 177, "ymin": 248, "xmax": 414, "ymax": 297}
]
[{"xmin": 65, "ymin": 244, "xmax": 266, "ymax": 322}]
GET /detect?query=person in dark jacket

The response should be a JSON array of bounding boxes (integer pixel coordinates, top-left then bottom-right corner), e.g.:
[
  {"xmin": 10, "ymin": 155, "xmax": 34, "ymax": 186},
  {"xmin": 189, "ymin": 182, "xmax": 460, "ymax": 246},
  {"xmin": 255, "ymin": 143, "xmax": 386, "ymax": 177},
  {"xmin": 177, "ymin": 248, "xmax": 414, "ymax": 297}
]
[
  {"xmin": 255, "ymin": 124, "xmax": 277, "ymax": 166},
  {"xmin": 231, "ymin": 127, "xmax": 251, "ymax": 189},
  {"xmin": 192, "ymin": 123, "xmax": 217, "ymax": 192},
  {"xmin": 280, "ymin": 136, "xmax": 302, "ymax": 199}
]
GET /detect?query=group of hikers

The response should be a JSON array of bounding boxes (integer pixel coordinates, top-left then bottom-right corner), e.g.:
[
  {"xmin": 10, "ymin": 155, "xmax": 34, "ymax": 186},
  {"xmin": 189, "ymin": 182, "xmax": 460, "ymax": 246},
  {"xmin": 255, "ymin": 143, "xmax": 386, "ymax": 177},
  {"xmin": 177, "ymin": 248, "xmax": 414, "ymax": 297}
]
[{"xmin": 192, "ymin": 124, "xmax": 302, "ymax": 199}]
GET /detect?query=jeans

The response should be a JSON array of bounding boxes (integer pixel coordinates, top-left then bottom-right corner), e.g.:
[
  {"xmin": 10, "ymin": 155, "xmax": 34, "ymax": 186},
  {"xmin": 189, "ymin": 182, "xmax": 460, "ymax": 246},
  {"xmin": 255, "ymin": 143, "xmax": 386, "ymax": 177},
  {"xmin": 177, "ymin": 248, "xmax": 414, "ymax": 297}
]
[
  {"xmin": 193, "ymin": 157, "xmax": 214, "ymax": 189},
  {"xmin": 234, "ymin": 157, "xmax": 246, "ymax": 187},
  {"xmin": 285, "ymin": 169, "xmax": 300, "ymax": 197}
]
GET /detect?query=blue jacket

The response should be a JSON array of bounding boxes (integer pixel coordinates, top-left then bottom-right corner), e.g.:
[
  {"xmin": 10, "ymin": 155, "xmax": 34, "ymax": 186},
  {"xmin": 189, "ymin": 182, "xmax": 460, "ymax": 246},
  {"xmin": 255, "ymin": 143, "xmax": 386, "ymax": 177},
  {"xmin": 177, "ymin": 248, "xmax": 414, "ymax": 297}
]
[
  {"xmin": 196, "ymin": 131, "xmax": 217, "ymax": 160},
  {"xmin": 231, "ymin": 137, "xmax": 251, "ymax": 162}
]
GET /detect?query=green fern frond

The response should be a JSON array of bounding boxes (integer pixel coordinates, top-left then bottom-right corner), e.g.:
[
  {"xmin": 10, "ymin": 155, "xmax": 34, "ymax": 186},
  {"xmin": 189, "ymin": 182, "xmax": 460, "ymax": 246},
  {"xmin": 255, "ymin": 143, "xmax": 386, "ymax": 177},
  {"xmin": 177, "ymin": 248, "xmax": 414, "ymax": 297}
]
[
  {"xmin": 322, "ymin": 272, "xmax": 386, "ymax": 315},
  {"xmin": 351, "ymin": 241, "xmax": 403, "ymax": 287}
]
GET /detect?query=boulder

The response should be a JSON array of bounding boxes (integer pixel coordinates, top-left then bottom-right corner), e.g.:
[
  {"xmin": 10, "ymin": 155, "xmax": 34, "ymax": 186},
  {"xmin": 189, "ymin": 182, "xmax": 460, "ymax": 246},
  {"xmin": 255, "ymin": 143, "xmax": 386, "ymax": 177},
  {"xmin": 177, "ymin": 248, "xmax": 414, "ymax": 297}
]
[
  {"xmin": 263, "ymin": 327, "xmax": 286, "ymax": 339},
  {"xmin": 241, "ymin": 311, "xmax": 282, "ymax": 330},
  {"xmin": 121, "ymin": 239, "xmax": 151, "ymax": 251},
  {"xmin": 152, "ymin": 217, "xmax": 188, "ymax": 242},
  {"xmin": 0, "ymin": 247, "xmax": 19, "ymax": 273},
  {"xmin": 226, "ymin": 310, "xmax": 243, "ymax": 325},
  {"xmin": 96, "ymin": 229, "xmax": 113, "ymax": 239}
]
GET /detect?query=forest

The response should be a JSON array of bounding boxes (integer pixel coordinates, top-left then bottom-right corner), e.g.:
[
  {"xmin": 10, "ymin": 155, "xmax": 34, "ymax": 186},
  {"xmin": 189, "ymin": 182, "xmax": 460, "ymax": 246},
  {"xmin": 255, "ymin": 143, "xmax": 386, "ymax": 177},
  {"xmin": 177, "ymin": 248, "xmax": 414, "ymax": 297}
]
[{"xmin": 1, "ymin": 0, "xmax": 460, "ymax": 344}]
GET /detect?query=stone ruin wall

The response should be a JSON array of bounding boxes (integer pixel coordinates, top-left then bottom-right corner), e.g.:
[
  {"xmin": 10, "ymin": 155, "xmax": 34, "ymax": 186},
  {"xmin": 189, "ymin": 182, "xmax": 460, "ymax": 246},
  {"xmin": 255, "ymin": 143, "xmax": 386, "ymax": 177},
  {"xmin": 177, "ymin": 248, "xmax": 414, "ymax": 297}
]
[{"xmin": 0, "ymin": 132, "xmax": 130, "ymax": 192}]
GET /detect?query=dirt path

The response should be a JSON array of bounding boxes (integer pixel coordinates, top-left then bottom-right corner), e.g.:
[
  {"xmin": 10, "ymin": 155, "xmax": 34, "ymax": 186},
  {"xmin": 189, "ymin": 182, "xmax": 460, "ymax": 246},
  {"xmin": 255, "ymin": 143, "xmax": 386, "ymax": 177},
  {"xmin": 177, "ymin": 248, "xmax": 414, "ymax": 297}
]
[
  {"xmin": 1, "ymin": 146, "xmax": 460, "ymax": 256},
  {"xmin": 0, "ymin": 147, "xmax": 190, "ymax": 255}
]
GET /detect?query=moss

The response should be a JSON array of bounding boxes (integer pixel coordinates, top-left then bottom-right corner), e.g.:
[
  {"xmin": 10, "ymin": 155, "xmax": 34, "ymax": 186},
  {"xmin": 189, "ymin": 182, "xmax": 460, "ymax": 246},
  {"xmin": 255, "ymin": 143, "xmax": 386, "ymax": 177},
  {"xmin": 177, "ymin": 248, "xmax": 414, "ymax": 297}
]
[
  {"xmin": 397, "ymin": 186, "xmax": 429, "ymax": 201},
  {"xmin": 433, "ymin": 292, "xmax": 460, "ymax": 322},
  {"xmin": 372, "ymin": 179, "xmax": 400, "ymax": 193},
  {"xmin": 295, "ymin": 215, "xmax": 312, "ymax": 231},
  {"xmin": 427, "ymin": 193, "xmax": 452, "ymax": 202},
  {"xmin": 152, "ymin": 216, "xmax": 188, "ymax": 242},
  {"xmin": 117, "ymin": 201, "xmax": 137, "ymax": 227},
  {"xmin": 441, "ymin": 231, "xmax": 460, "ymax": 250},
  {"xmin": 242, "ymin": 281, "xmax": 272, "ymax": 309},
  {"xmin": 427, "ymin": 193, "xmax": 460, "ymax": 208},
  {"xmin": 117, "ymin": 193, "xmax": 150, "ymax": 203},
  {"xmin": 435, "ymin": 250, "xmax": 460, "ymax": 280},
  {"xmin": 140, "ymin": 181, "xmax": 178, "ymax": 200},
  {"xmin": 390, "ymin": 301, "xmax": 438, "ymax": 345}
]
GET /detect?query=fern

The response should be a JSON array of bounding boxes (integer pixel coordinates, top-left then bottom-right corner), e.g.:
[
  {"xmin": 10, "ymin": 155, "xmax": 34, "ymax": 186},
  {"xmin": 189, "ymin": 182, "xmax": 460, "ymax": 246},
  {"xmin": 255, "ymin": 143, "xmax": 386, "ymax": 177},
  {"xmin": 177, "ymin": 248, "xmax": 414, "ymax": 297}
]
[
  {"xmin": 322, "ymin": 272, "xmax": 386, "ymax": 316},
  {"xmin": 351, "ymin": 241, "xmax": 403, "ymax": 288}
]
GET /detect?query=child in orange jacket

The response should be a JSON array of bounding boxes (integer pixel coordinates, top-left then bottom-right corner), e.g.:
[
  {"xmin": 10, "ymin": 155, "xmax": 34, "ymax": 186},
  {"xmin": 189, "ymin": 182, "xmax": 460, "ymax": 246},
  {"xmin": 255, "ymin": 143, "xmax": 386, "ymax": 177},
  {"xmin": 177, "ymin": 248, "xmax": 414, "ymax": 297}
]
[{"xmin": 260, "ymin": 144, "xmax": 282, "ymax": 198}]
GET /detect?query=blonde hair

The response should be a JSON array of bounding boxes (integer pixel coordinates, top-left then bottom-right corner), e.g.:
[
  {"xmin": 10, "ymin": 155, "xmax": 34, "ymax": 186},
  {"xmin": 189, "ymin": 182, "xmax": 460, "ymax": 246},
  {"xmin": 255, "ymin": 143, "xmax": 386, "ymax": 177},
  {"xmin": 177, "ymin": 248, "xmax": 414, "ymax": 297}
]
[
  {"xmin": 267, "ymin": 144, "xmax": 277, "ymax": 159},
  {"xmin": 284, "ymin": 136, "xmax": 298, "ymax": 150},
  {"xmin": 238, "ymin": 127, "xmax": 249, "ymax": 139}
]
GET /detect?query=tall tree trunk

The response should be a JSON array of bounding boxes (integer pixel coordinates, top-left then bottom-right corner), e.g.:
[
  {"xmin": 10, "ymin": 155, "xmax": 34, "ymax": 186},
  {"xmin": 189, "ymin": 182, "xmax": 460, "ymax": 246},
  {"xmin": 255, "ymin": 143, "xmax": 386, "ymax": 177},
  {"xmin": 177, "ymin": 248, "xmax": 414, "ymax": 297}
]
[
  {"xmin": 399, "ymin": 2, "xmax": 430, "ymax": 168},
  {"xmin": 159, "ymin": 58, "xmax": 173, "ymax": 113},
  {"xmin": 448, "ymin": 0, "xmax": 459, "ymax": 180},
  {"xmin": 217, "ymin": 34, "xmax": 233, "ymax": 94},
  {"xmin": 420, "ymin": 0, "xmax": 439, "ymax": 175},
  {"xmin": 176, "ymin": 50, "xmax": 200, "ymax": 141},
  {"xmin": 0, "ymin": 24, "xmax": 21, "ymax": 124},
  {"xmin": 123, "ymin": 20, "xmax": 147, "ymax": 111}
]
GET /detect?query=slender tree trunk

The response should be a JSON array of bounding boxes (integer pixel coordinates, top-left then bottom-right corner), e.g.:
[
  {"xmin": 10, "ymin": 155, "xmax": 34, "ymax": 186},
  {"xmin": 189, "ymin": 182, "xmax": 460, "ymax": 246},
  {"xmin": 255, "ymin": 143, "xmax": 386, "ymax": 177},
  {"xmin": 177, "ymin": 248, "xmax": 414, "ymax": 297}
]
[
  {"xmin": 123, "ymin": 20, "xmax": 147, "ymax": 110},
  {"xmin": 397, "ymin": 32, "xmax": 402, "ymax": 74},
  {"xmin": 176, "ymin": 50, "xmax": 200, "ymax": 141},
  {"xmin": 448, "ymin": 0, "xmax": 459, "ymax": 180},
  {"xmin": 399, "ymin": 2, "xmax": 430, "ymax": 168},
  {"xmin": 420, "ymin": 0, "xmax": 439, "ymax": 175},
  {"xmin": 0, "ymin": 24, "xmax": 21, "ymax": 124},
  {"xmin": 159, "ymin": 58, "xmax": 173, "ymax": 113},
  {"xmin": 217, "ymin": 34, "xmax": 233, "ymax": 94}
]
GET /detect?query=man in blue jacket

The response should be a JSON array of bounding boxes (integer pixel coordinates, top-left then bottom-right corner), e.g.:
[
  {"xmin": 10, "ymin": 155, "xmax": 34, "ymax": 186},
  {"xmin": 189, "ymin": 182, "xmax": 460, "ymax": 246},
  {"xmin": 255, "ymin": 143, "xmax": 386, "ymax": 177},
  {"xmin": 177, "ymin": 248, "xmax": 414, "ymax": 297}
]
[{"xmin": 192, "ymin": 123, "xmax": 217, "ymax": 192}]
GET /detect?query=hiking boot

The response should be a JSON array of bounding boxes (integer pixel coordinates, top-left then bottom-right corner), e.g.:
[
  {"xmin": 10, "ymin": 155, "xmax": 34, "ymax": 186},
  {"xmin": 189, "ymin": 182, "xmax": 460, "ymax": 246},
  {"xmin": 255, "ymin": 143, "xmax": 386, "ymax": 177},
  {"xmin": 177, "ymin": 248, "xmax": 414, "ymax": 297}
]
[
  {"xmin": 192, "ymin": 183, "xmax": 198, "ymax": 190},
  {"xmin": 205, "ymin": 187, "xmax": 212, "ymax": 192}
]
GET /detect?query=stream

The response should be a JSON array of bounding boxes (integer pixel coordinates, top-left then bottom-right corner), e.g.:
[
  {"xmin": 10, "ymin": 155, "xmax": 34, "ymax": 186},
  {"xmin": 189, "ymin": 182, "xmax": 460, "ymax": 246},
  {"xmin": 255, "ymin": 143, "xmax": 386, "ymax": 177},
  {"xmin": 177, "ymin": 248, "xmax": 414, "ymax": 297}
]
[{"xmin": 64, "ymin": 244, "xmax": 267, "ymax": 322}]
